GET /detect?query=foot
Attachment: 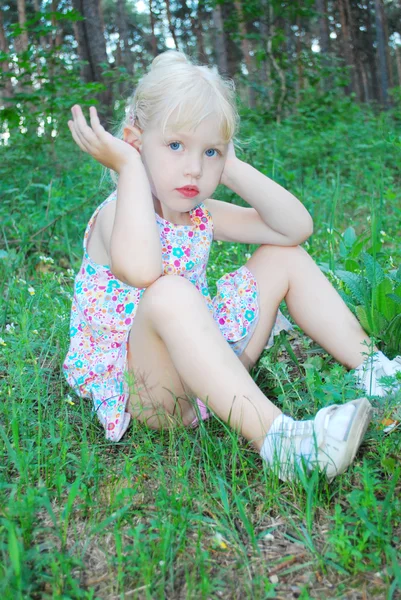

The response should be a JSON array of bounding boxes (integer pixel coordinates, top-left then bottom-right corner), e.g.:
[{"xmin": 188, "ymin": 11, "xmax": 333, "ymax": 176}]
[
  {"xmin": 353, "ymin": 352, "xmax": 401, "ymax": 397},
  {"xmin": 260, "ymin": 398, "xmax": 372, "ymax": 482}
]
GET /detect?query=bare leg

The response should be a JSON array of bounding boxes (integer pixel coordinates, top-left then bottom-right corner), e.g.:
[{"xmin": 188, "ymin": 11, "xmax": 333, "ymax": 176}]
[
  {"xmin": 127, "ymin": 275, "xmax": 281, "ymax": 451},
  {"xmin": 243, "ymin": 244, "xmax": 375, "ymax": 370}
]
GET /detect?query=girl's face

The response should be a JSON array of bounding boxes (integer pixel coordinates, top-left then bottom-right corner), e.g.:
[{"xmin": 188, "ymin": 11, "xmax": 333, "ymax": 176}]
[{"xmin": 140, "ymin": 115, "xmax": 228, "ymax": 217}]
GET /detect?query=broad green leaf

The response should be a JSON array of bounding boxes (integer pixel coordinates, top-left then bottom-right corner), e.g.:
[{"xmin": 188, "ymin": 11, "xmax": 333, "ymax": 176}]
[
  {"xmin": 362, "ymin": 252, "xmax": 385, "ymax": 287},
  {"xmin": 343, "ymin": 226, "xmax": 357, "ymax": 248},
  {"xmin": 355, "ymin": 305, "xmax": 371, "ymax": 333},
  {"xmin": 375, "ymin": 278, "xmax": 395, "ymax": 320}
]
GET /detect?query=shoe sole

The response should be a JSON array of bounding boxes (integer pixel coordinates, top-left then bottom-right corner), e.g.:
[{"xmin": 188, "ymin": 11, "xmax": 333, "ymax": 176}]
[{"xmin": 326, "ymin": 397, "xmax": 373, "ymax": 481}]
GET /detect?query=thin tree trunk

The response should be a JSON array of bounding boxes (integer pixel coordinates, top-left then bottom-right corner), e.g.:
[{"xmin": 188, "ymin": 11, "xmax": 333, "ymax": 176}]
[
  {"xmin": 165, "ymin": 0, "xmax": 179, "ymax": 50},
  {"xmin": 33, "ymin": 0, "xmax": 47, "ymax": 50},
  {"xmin": 71, "ymin": 0, "xmax": 112, "ymax": 124},
  {"xmin": 338, "ymin": 0, "xmax": 359, "ymax": 97},
  {"xmin": 16, "ymin": 0, "xmax": 29, "ymax": 52},
  {"xmin": 149, "ymin": 0, "xmax": 158, "ymax": 57},
  {"xmin": 260, "ymin": 0, "xmax": 272, "ymax": 107},
  {"xmin": 117, "ymin": 0, "xmax": 134, "ymax": 77},
  {"xmin": 345, "ymin": 0, "xmax": 364, "ymax": 101},
  {"xmin": 268, "ymin": 2, "xmax": 286, "ymax": 121},
  {"xmin": 296, "ymin": 13, "xmax": 303, "ymax": 102},
  {"xmin": 381, "ymin": 0, "xmax": 393, "ymax": 88},
  {"xmin": 212, "ymin": 4, "xmax": 228, "ymax": 75},
  {"xmin": 0, "ymin": 11, "xmax": 13, "ymax": 105},
  {"xmin": 316, "ymin": 0, "xmax": 331, "ymax": 90},
  {"xmin": 184, "ymin": 0, "xmax": 206, "ymax": 62},
  {"xmin": 233, "ymin": 0, "xmax": 256, "ymax": 109},
  {"xmin": 374, "ymin": 0, "xmax": 389, "ymax": 105},
  {"xmin": 366, "ymin": 1, "xmax": 380, "ymax": 101},
  {"xmin": 396, "ymin": 45, "xmax": 401, "ymax": 87}
]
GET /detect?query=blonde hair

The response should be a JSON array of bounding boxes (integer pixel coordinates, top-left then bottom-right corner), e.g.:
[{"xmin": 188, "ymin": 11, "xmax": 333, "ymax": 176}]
[{"xmin": 105, "ymin": 51, "xmax": 239, "ymax": 184}]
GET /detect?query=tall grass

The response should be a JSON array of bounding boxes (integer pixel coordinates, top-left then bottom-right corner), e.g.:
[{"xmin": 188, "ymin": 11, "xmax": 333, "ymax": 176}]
[{"xmin": 1, "ymin": 102, "xmax": 400, "ymax": 598}]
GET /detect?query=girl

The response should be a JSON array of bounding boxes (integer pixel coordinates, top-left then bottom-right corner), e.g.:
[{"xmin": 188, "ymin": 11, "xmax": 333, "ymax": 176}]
[{"xmin": 64, "ymin": 50, "xmax": 400, "ymax": 482}]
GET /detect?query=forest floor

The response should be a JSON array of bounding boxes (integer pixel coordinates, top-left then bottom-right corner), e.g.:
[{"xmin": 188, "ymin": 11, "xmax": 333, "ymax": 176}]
[{"xmin": 1, "ymin": 102, "xmax": 401, "ymax": 599}]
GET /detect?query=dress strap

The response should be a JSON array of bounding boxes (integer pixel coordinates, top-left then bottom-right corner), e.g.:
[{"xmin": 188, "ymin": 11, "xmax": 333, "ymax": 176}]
[{"xmin": 83, "ymin": 190, "xmax": 117, "ymax": 251}]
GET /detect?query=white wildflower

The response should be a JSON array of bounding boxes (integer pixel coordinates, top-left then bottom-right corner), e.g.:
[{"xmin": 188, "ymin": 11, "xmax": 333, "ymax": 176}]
[
  {"xmin": 38, "ymin": 255, "xmax": 54, "ymax": 264},
  {"xmin": 245, "ymin": 253, "xmax": 251, "ymax": 260},
  {"xmin": 65, "ymin": 395, "xmax": 75, "ymax": 406},
  {"xmin": 5, "ymin": 323, "xmax": 15, "ymax": 333},
  {"xmin": 380, "ymin": 230, "xmax": 386, "ymax": 237},
  {"xmin": 0, "ymin": 337, "xmax": 6, "ymax": 346},
  {"xmin": 32, "ymin": 330, "xmax": 39, "ymax": 335},
  {"xmin": 28, "ymin": 286, "xmax": 35, "ymax": 295}
]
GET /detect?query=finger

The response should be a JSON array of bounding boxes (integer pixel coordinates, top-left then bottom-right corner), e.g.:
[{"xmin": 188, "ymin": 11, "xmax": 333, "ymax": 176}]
[
  {"xmin": 71, "ymin": 105, "xmax": 98, "ymax": 149},
  {"xmin": 89, "ymin": 106, "xmax": 107, "ymax": 139},
  {"xmin": 68, "ymin": 120, "xmax": 89, "ymax": 154}
]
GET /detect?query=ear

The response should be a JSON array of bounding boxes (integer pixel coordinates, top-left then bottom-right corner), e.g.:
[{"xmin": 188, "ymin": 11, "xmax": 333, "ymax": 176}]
[{"xmin": 123, "ymin": 124, "xmax": 143, "ymax": 153}]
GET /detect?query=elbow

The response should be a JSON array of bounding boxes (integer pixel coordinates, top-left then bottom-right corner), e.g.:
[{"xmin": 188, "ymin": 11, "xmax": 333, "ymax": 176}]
[
  {"xmin": 295, "ymin": 216, "xmax": 313, "ymax": 245},
  {"xmin": 300, "ymin": 217, "xmax": 314, "ymax": 243},
  {"xmin": 111, "ymin": 263, "xmax": 162, "ymax": 289}
]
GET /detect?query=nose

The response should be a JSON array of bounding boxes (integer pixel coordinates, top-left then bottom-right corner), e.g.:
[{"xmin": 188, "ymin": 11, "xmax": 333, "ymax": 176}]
[{"xmin": 184, "ymin": 153, "xmax": 202, "ymax": 178}]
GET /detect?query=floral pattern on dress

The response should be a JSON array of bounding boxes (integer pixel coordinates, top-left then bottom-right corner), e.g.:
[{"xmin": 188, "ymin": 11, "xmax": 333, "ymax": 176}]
[{"xmin": 63, "ymin": 190, "xmax": 292, "ymax": 442}]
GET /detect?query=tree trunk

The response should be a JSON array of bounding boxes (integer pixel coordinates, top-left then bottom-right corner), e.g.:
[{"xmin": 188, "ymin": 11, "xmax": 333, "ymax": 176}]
[
  {"xmin": 338, "ymin": 0, "xmax": 358, "ymax": 97},
  {"xmin": 212, "ymin": 4, "xmax": 228, "ymax": 75},
  {"xmin": 71, "ymin": 0, "xmax": 113, "ymax": 124},
  {"xmin": 381, "ymin": 0, "xmax": 393, "ymax": 88},
  {"xmin": 268, "ymin": 2, "xmax": 286, "ymax": 121},
  {"xmin": 260, "ymin": 0, "xmax": 272, "ymax": 107},
  {"xmin": 165, "ymin": 0, "xmax": 179, "ymax": 50},
  {"xmin": 183, "ymin": 0, "xmax": 206, "ymax": 62},
  {"xmin": 33, "ymin": 0, "xmax": 47, "ymax": 50},
  {"xmin": 345, "ymin": 0, "xmax": 364, "ymax": 101},
  {"xmin": 365, "ymin": 1, "xmax": 380, "ymax": 101},
  {"xmin": 0, "ymin": 11, "xmax": 14, "ymax": 105},
  {"xmin": 16, "ymin": 0, "xmax": 29, "ymax": 53},
  {"xmin": 316, "ymin": 0, "xmax": 331, "ymax": 90},
  {"xmin": 296, "ymin": 13, "xmax": 303, "ymax": 102},
  {"xmin": 116, "ymin": 0, "xmax": 134, "ymax": 77},
  {"xmin": 149, "ymin": 0, "xmax": 158, "ymax": 57},
  {"xmin": 374, "ymin": 0, "xmax": 389, "ymax": 105},
  {"xmin": 233, "ymin": 0, "xmax": 256, "ymax": 109}
]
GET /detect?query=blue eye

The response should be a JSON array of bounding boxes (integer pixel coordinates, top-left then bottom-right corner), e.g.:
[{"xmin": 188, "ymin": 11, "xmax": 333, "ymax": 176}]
[
  {"xmin": 205, "ymin": 148, "xmax": 219, "ymax": 157},
  {"xmin": 169, "ymin": 142, "xmax": 182, "ymax": 151}
]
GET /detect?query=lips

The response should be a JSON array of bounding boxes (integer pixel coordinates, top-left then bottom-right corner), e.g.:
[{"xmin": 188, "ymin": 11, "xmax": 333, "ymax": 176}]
[
  {"xmin": 177, "ymin": 186, "xmax": 199, "ymax": 193},
  {"xmin": 176, "ymin": 186, "xmax": 199, "ymax": 198}
]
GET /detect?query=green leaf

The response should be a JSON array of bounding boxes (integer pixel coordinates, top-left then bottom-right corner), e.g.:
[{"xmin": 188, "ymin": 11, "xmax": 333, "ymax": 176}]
[
  {"xmin": 336, "ymin": 270, "xmax": 369, "ymax": 304},
  {"xmin": 362, "ymin": 252, "xmax": 385, "ymax": 286},
  {"xmin": 375, "ymin": 279, "xmax": 395, "ymax": 321},
  {"xmin": 343, "ymin": 226, "xmax": 357, "ymax": 248},
  {"xmin": 344, "ymin": 258, "xmax": 360, "ymax": 273},
  {"xmin": 355, "ymin": 306, "xmax": 371, "ymax": 333}
]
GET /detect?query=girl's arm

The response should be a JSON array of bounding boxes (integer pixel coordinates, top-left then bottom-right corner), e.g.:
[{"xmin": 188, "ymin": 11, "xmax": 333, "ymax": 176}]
[
  {"xmin": 205, "ymin": 148, "xmax": 313, "ymax": 246},
  {"xmin": 110, "ymin": 160, "xmax": 162, "ymax": 288},
  {"xmin": 69, "ymin": 105, "xmax": 162, "ymax": 287}
]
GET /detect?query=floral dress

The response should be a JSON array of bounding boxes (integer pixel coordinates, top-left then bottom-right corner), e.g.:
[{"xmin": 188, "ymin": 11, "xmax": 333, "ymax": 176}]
[{"xmin": 63, "ymin": 191, "xmax": 292, "ymax": 441}]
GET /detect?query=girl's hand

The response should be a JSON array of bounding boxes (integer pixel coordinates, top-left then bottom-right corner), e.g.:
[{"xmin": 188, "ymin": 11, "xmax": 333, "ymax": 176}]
[
  {"xmin": 68, "ymin": 105, "xmax": 140, "ymax": 173},
  {"xmin": 220, "ymin": 141, "xmax": 239, "ymax": 187}
]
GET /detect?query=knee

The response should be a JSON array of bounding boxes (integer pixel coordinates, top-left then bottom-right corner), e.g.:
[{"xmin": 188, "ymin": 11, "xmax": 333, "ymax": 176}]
[
  {"xmin": 139, "ymin": 275, "xmax": 199, "ymax": 318},
  {"xmin": 249, "ymin": 244, "xmax": 306, "ymax": 267}
]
